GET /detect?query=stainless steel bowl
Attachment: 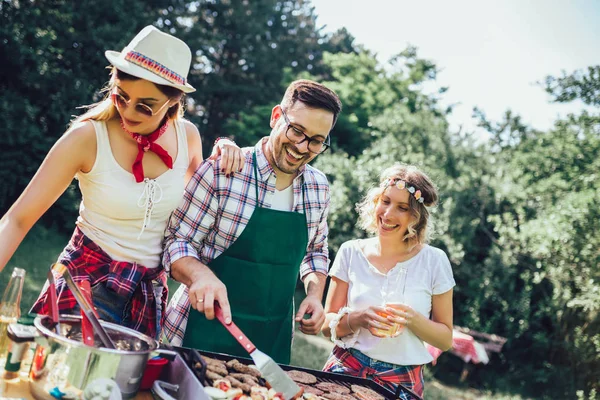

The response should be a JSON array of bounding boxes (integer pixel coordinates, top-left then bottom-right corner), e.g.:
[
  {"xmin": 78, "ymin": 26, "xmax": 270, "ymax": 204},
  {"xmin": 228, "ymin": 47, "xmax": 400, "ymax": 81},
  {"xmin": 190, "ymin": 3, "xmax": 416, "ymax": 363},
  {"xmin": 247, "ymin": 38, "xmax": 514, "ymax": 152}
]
[{"xmin": 29, "ymin": 314, "xmax": 167, "ymax": 399}]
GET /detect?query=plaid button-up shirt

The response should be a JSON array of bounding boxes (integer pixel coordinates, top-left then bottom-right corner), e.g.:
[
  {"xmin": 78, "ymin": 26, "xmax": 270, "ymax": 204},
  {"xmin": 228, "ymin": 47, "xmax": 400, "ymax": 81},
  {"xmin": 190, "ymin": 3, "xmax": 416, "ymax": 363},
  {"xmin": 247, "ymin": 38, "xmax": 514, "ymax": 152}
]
[{"xmin": 162, "ymin": 138, "xmax": 331, "ymax": 345}]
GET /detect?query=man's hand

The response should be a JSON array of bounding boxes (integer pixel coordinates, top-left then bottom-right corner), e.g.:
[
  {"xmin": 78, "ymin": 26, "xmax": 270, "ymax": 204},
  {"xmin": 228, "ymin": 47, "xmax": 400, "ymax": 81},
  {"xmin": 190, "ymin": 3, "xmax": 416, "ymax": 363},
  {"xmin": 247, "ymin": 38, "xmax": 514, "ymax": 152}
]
[
  {"xmin": 295, "ymin": 295, "xmax": 325, "ymax": 335},
  {"xmin": 185, "ymin": 264, "xmax": 232, "ymax": 324}
]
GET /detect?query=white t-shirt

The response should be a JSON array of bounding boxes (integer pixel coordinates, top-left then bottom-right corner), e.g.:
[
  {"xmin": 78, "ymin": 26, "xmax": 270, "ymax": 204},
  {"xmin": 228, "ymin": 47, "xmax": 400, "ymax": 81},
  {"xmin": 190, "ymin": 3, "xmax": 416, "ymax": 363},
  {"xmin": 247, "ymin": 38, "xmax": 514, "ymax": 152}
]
[
  {"xmin": 329, "ymin": 239, "xmax": 455, "ymax": 366},
  {"xmin": 269, "ymin": 185, "xmax": 294, "ymax": 211}
]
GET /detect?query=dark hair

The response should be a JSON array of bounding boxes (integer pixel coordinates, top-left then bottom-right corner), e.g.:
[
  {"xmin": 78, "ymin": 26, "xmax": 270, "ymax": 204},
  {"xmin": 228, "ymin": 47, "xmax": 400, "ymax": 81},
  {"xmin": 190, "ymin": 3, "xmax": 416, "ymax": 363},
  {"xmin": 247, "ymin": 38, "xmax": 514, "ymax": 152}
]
[{"xmin": 280, "ymin": 79, "xmax": 342, "ymax": 127}]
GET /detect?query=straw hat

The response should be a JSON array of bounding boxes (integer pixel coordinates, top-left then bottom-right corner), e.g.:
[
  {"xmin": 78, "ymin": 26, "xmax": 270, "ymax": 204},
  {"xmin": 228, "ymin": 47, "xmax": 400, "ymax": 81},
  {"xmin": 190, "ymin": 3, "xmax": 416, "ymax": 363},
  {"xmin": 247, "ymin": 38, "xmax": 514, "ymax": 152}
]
[{"xmin": 105, "ymin": 25, "xmax": 195, "ymax": 93}]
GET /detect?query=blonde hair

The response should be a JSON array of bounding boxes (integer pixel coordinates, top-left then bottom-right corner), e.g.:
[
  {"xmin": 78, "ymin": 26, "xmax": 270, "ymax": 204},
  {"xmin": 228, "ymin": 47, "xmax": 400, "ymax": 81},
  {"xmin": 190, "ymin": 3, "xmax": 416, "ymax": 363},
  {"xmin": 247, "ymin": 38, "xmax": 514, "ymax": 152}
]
[
  {"xmin": 357, "ymin": 163, "xmax": 439, "ymax": 246},
  {"xmin": 70, "ymin": 67, "xmax": 185, "ymax": 129}
]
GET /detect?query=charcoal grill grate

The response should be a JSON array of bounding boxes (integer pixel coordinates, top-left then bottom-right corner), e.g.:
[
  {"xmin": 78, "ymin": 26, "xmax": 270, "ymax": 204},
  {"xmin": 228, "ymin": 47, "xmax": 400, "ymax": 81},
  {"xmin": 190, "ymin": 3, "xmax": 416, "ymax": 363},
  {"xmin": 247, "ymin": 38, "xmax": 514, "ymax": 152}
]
[{"xmin": 176, "ymin": 347, "xmax": 422, "ymax": 400}]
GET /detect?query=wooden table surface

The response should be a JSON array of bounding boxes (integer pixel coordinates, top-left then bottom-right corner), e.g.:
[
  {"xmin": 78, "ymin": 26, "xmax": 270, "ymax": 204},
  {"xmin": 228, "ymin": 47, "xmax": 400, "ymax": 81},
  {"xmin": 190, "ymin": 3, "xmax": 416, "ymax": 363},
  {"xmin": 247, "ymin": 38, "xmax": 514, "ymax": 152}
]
[{"xmin": 3, "ymin": 378, "xmax": 154, "ymax": 399}]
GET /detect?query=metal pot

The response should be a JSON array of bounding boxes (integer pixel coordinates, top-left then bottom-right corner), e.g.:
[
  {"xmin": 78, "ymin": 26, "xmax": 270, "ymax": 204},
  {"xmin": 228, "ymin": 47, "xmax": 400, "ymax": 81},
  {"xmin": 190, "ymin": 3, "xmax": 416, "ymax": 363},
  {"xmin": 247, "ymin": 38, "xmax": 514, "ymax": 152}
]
[{"xmin": 28, "ymin": 314, "xmax": 174, "ymax": 400}]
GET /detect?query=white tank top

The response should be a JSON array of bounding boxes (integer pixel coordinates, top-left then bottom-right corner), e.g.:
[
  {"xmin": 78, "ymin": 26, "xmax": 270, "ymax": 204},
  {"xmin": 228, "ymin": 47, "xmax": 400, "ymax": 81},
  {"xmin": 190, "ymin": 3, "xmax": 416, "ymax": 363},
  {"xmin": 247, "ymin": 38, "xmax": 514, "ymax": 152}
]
[{"xmin": 75, "ymin": 119, "xmax": 189, "ymax": 268}]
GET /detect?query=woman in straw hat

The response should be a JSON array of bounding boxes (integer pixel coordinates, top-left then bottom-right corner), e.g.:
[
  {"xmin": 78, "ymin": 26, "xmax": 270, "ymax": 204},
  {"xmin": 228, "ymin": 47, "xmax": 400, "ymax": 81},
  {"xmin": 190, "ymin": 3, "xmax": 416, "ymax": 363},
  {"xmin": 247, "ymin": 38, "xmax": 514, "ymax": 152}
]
[
  {"xmin": 0, "ymin": 26, "xmax": 243, "ymax": 339},
  {"xmin": 321, "ymin": 164, "xmax": 455, "ymax": 398}
]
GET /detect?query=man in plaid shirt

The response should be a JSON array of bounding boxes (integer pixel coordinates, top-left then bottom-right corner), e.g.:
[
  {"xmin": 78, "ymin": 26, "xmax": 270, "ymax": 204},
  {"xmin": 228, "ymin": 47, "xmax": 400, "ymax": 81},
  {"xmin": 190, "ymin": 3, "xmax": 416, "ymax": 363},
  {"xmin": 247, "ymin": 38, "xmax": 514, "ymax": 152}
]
[{"xmin": 162, "ymin": 80, "xmax": 342, "ymax": 362}]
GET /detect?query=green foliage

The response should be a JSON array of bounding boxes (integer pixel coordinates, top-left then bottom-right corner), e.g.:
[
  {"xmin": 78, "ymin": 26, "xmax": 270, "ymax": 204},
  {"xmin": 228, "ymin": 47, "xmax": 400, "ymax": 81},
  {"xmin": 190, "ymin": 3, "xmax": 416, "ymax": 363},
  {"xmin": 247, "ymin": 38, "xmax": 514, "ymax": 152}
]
[
  {"xmin": 0, "ymin": 0, "xmax": 170, "ymax": 226},
  {"xmin": 317, "ymin": 54, "xmax": 600, "ymax": 397},
  {"xmin": 0, "ymin": 224, "xmax": 69, "ymax": 311},
  {"xmin": 544, "ymin": 66, "xmax": 600, "ymax": 106},
  {"xmin": 163, "ymin": 0, "xmax": 334, "ymax": 155},
  {"xmin": 2, "ymin": 2, "xmax": 599, "ymax": 397}
]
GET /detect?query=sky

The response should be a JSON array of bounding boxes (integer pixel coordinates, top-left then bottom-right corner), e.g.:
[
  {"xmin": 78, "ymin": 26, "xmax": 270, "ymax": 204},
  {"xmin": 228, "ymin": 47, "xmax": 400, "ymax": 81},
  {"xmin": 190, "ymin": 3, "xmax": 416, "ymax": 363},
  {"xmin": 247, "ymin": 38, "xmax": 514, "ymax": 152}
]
[{"xmin": 310, "ymin": 0, "xmax": 600, "ymax": 136}]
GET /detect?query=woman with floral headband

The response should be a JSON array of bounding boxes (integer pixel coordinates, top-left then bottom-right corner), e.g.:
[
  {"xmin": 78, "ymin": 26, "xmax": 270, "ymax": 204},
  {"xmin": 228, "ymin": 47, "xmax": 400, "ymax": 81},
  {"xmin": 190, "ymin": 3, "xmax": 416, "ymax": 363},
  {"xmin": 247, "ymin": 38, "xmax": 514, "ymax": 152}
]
[
  {"xmin": 321, "ymin": 164, "xmax": 455, "ymax": 398},
  {"xmin": 0, "ymin": 26, "xmax": 243, "ymax": 339}
]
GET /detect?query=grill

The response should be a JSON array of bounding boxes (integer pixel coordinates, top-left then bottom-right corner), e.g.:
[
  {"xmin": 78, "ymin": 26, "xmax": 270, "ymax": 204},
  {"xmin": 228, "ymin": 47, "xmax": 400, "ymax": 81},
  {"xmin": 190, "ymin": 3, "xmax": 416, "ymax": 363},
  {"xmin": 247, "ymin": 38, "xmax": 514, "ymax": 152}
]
[{"xmin": 176, "ymin": 347, "xmax": 422, "ymax": 400}]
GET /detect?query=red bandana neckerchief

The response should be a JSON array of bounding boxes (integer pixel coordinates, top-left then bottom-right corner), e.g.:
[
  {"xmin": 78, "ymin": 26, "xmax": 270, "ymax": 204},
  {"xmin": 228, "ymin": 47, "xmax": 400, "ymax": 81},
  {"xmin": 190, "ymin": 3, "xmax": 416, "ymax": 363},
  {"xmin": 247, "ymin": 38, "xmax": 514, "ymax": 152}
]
[{"xmin": 120, "ymin": 118, "xmax": 173, "ymax": 183}]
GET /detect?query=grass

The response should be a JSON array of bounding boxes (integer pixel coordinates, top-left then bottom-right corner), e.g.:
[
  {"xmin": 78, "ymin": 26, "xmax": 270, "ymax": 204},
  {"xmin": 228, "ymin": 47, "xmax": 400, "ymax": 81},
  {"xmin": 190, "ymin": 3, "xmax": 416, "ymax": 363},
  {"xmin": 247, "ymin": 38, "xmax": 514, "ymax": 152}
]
[
  {"xmin": 0, "ymin": 225, "xmax": 69, "ymax": 311},
  {"xmin": 2, "ymin": 225, "xmax": 534, "ymax": 400}
]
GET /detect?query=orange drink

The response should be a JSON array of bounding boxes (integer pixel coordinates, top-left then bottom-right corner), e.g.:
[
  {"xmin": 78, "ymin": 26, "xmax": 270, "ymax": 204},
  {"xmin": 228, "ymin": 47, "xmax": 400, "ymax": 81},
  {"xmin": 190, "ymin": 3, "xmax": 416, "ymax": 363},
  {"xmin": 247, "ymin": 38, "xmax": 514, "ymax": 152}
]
[{"xmin": 375, "ymin": 302, "xmax": 405, "ymax": 337}]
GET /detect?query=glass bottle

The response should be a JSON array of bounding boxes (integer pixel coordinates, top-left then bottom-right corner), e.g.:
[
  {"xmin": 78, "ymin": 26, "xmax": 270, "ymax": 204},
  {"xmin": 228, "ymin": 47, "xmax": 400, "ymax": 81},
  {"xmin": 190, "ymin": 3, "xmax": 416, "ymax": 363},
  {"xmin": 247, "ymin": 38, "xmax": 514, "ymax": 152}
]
[{"xmin": 0, "ymin": 268, "xmax": 26, "ymax": 371}]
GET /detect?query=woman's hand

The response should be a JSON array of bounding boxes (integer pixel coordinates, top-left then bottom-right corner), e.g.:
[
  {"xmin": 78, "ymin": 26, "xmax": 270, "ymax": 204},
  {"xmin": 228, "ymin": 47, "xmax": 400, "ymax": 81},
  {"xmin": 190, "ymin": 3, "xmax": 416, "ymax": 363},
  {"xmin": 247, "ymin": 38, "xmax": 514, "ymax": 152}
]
[
  {"xmin": 351, "ymin": 306, "xmax": 397, "ymax": 338},
  {"xmin": 209, "ymin": 138, "xmax": 244, "ymax": 176},
  {"xmin": 385, "ymin": 303, "xmax": 422, "ymax": 336}
]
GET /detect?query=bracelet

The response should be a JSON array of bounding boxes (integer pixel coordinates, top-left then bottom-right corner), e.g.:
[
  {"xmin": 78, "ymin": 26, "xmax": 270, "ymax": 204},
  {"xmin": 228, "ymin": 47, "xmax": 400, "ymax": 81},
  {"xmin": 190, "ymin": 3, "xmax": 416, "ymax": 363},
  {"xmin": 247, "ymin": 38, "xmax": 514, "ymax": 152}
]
[
  {"xmin": 214, "ymin": 136, "xmax": 235, "ymax": 146},
  {"xmin": 329, "ymin": 307, "xmax": 353, "ymax": 343},
  {"xmin": 345, "ymin": 313, "xmax": 355, "ymax": 334}
]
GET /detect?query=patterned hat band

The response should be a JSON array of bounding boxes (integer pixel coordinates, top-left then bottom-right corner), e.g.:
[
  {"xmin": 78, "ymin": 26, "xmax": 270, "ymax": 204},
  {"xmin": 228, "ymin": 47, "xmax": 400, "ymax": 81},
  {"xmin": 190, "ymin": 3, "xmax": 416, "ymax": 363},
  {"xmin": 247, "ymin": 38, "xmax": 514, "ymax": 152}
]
[
  {"xmin": 382, "ymin": 178, "xmax": 426, "ymax": 204},
  {"xmin": 124, "ymin": 51, "xmax": 186, "ymax": 86}
]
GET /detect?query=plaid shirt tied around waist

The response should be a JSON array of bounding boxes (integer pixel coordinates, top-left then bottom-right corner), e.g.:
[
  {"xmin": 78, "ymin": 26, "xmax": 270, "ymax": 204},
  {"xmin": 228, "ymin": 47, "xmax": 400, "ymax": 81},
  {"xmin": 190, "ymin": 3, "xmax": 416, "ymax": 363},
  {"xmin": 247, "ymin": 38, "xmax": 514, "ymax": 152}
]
[
  {"xmin": 324, "ymin": 346, "xmax": 424, "ymax": 399},
  {"xmin": 30, "ymin": 227, "xmax": 168, "ymax": 338}
]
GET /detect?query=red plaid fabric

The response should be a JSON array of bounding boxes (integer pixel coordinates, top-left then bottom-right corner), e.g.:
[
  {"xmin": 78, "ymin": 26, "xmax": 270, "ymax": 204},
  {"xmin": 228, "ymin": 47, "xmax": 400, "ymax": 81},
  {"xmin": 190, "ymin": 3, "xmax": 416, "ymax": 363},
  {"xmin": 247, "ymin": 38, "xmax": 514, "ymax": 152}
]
[
  {"xmin": 30, "ymin": 227, "xmax": 168, "ymax": 338},
  {"xmin": 427, "ymin": 330, "xmax": 486, "ymax": 365},
  {"xmin": 324, "ymin": 346, "xmax": 424, "ymax": 399}
]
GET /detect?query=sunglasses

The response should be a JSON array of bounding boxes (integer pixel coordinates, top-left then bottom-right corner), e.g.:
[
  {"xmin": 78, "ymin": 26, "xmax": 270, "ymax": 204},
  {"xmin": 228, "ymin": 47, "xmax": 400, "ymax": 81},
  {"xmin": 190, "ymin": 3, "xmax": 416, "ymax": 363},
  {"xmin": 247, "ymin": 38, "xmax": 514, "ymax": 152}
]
[{"xmin": 111, "ymin": 91, "xmax": 171, "ymax": 118}]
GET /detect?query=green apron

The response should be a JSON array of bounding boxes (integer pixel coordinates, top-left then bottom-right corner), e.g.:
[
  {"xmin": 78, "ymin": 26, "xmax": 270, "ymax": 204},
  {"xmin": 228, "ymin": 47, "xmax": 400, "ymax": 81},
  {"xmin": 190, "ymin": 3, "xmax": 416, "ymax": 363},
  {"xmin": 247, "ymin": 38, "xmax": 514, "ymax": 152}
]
[{"xmin": 182, "ymin": 151, "xmax": 309, "ymax": 364}]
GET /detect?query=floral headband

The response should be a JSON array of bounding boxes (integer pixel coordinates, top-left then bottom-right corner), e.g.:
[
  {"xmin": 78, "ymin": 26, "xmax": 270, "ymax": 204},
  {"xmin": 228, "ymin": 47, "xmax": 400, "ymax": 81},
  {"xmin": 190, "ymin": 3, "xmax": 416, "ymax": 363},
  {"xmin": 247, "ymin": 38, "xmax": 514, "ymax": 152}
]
[{"xmin": 382, "ymin": 178, "xmax": 425, "ymax": 204}]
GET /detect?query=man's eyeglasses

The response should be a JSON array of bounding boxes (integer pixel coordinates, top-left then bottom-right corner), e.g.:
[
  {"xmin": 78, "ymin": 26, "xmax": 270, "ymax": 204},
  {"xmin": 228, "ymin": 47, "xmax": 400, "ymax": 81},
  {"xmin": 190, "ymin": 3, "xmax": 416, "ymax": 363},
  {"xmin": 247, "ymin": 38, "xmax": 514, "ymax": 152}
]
[
  {"xmin": 280, "ymin": 108, "xmax": 330, "ymax": 154},
  {"xmin": 111, "ymin": 91, "xmax": 171, "ymax": 118}
]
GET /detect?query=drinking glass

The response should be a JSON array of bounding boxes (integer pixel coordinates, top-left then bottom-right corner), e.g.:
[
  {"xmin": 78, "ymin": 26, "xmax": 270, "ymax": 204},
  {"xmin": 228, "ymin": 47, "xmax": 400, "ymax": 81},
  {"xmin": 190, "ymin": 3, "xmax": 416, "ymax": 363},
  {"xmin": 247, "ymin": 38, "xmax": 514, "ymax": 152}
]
[{"xmin": 375, "ymin": 265, "xmax": 407, "ymax": 338}]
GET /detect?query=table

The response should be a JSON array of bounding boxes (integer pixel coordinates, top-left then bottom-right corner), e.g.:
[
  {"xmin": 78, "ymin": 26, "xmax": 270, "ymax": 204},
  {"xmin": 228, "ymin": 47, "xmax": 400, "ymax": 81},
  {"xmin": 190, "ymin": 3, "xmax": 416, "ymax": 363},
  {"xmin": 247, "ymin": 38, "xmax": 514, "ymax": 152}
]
[
  {"xmin": 426, "ymin": 330, "xmax": 490, "ymax": 365},
  {"xmin": 426, "ymin": 329, "xmax": 496, "ymax": 382},
  {"xmin": 3, "ymin": 378, "xmax": 153, "ymax": 399}
]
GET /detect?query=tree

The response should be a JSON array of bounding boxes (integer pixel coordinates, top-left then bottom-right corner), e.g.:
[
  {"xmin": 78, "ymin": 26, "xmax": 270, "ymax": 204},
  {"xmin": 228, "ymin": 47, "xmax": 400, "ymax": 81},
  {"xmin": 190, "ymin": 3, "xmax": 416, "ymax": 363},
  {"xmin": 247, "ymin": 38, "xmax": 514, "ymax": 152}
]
[
  {"xmin": 544, "ymin": 66, "xmax": 600, "ymax": 106},
  {"xmin": 162, "ymin": 0, "xmax": 326, "ymax": 155},
  {"xmin": 0, "ymin": 0, "xmax": 170, "ymax": 228}
]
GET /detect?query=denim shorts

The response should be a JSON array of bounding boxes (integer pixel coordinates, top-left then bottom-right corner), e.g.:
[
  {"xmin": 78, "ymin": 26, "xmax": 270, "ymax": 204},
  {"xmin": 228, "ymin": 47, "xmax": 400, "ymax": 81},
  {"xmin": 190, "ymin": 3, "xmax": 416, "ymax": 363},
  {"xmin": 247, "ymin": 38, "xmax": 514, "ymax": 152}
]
[{"xmin": 68, "ymin": 280, "xmax": 164, "ymax": 339}]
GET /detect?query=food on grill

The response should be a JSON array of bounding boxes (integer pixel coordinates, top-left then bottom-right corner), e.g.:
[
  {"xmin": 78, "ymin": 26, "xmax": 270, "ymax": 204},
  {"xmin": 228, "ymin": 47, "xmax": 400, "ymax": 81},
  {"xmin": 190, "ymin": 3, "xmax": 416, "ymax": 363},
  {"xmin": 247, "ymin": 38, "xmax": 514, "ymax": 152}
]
[
  {"xmin": 227, "ymin": 358, "xmax": 263, "ymax": 378},
  {"xmin": 203, "ymin": 386, "xmax": 228, "ymax": 399},
  {"xmin": 251, "ymin": 386, "xmax": 268, "ymax": 395},
  {"xmin": 225, "ymin": 374, "xmax": 252, "ymax": 393},
  {"xmin": 270, "ymin": 392, "xmax": 285, "ymax": 400},
  {"xmin": 301, "ymin": 394, "xmax": 320, "ymax": 400},
  {"xmin": 350, "ymin": 384, "xmax": 385, "ymax": 400},
  {"xmin": 298, "ymin": 383, "xmax": 324, "ymax": 396},
  {"xmin": 196, "ymin": 353, "xmax": 390, "ymax": 400},
  {"xmin": 198, "ymin": 356, "xmax": 292, "ymax": 399},
  {"xmin": 213, "ymin": 379, "xmax": 233, "ymax": 392},
  {"xmin": 226, "ymin": 388, "xmax": 244, "ymax": 398},
  {"xmin": 315, "ymin": 382, "xmax": 351, "ymax": 394},
  {"xmin": 230, "ymin": 372, "xmax": 260, "ymax": 385},
  {"xmin": 205, "ymin": 356, "xmax": 228, "ymax": 368},
  {"xmin": 286, "ymin": 369, "xmax": 318, "ymax": 384},
  {"xmin": 207, "ymin": 362, "xmax": 230, "ymax": 376},
  {"xmin": 206, "ymin": 370, "xmax": 226, "ymax": 381},
  {"xmin": 250, "ymin": 386, "xmax": 269, "ymax": 400},
  {"xmin": 320, "ymin": 393, "xmax": 350, "ymax": 400}
]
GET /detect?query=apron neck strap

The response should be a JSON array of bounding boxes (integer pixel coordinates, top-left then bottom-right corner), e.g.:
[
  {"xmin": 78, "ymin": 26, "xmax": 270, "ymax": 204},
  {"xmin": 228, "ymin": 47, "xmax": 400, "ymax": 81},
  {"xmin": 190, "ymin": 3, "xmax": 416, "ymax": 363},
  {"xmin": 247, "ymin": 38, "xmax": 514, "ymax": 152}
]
[
  {"xmin": 252, "ymin": 151, "xmax": 260, "ymax": 202},
  {"xmin": 252, "ymin": 150, "xmax": 308, "ymax": 214}
]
